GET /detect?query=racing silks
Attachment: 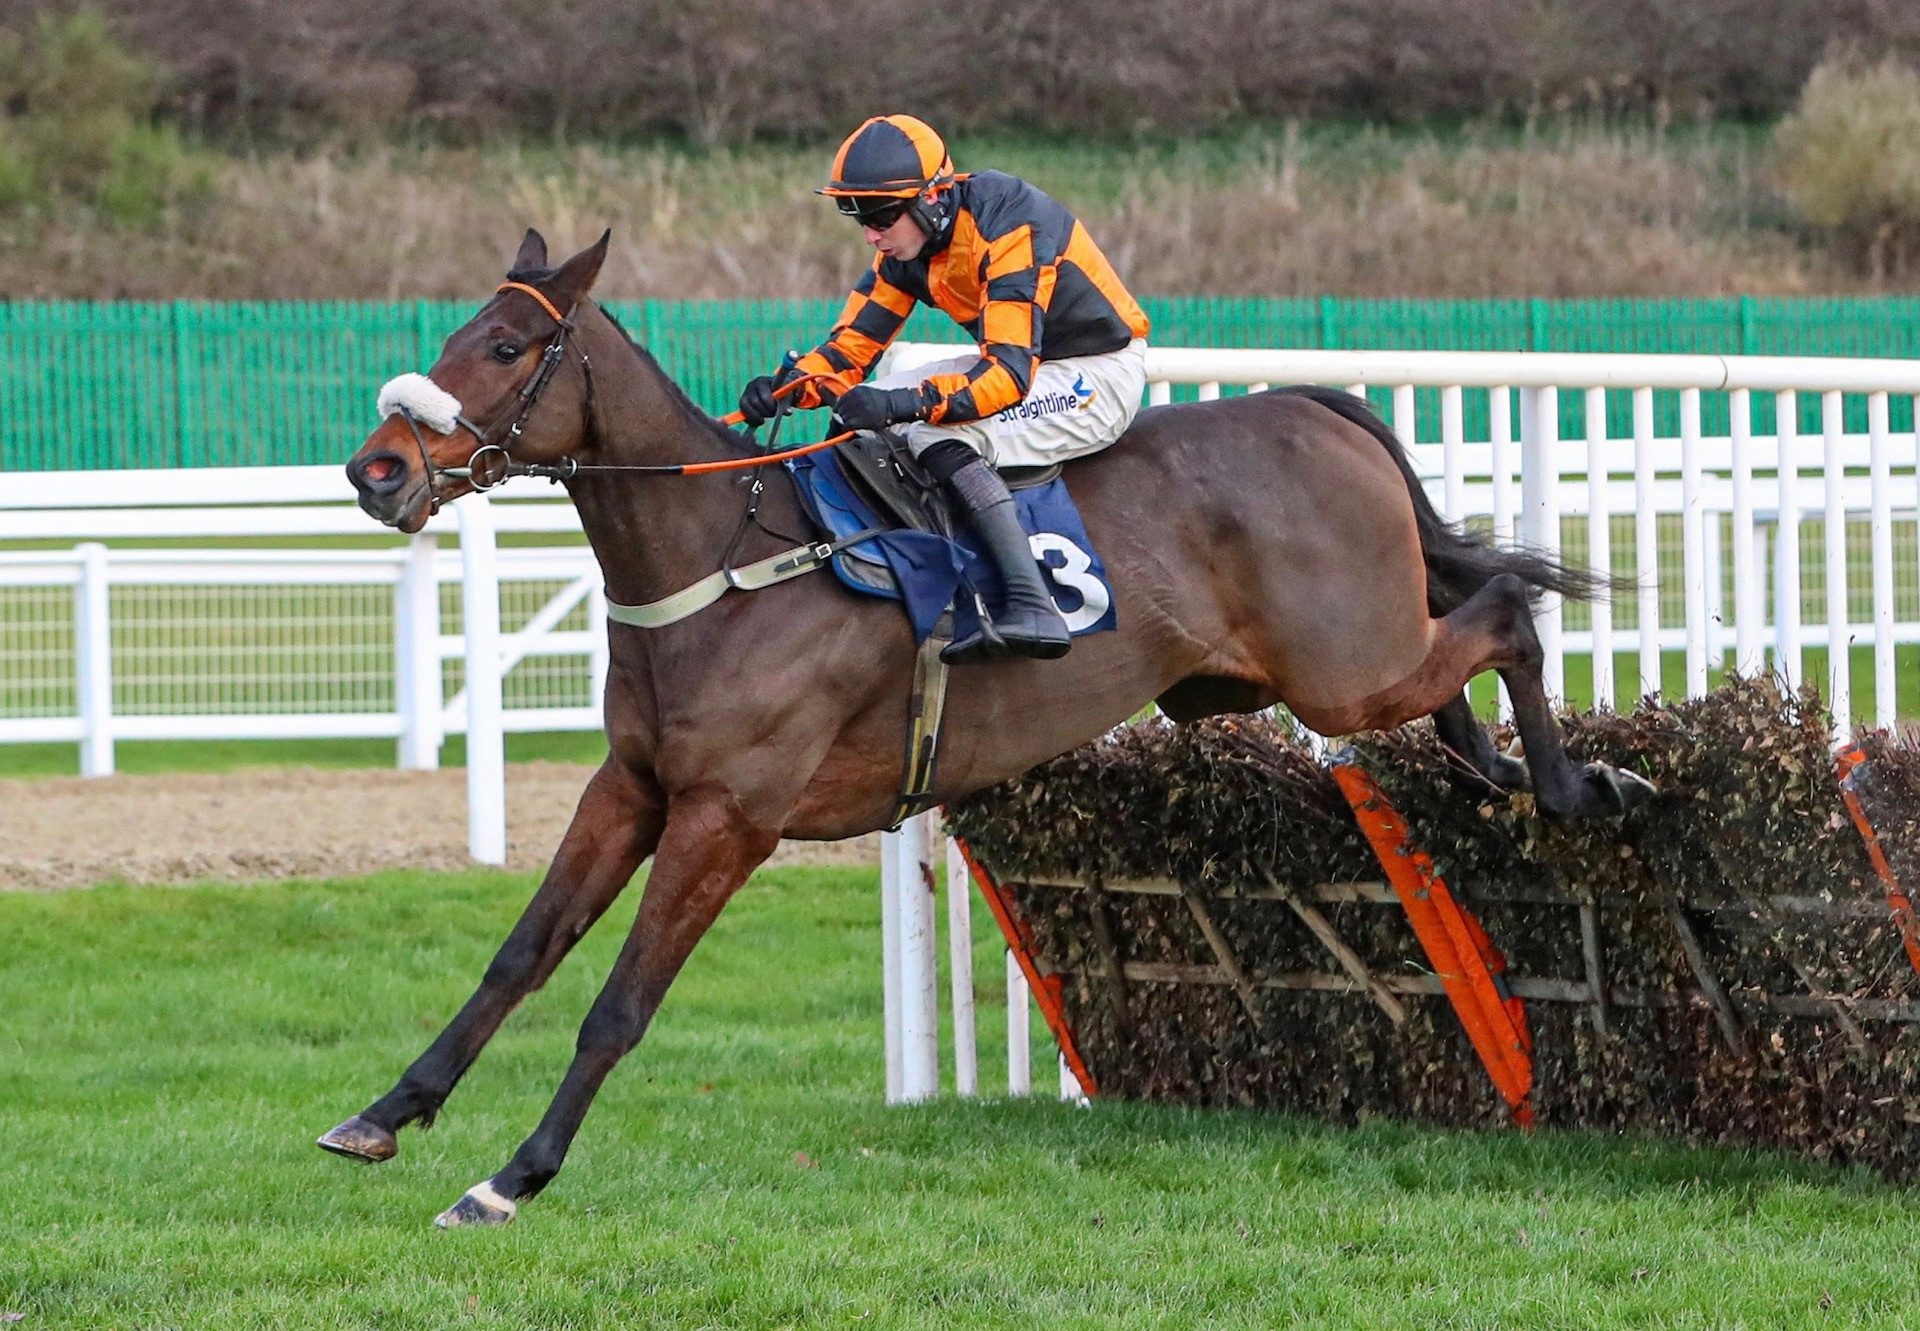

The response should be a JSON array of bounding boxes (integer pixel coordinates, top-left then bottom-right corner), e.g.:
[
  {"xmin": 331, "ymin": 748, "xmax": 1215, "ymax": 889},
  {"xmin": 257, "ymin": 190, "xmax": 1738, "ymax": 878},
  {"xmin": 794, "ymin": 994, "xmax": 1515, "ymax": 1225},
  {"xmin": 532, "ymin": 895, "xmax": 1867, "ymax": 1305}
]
[{"xmin": 790, "ymin": 170, "xmax": 1149, "ymax": 426}]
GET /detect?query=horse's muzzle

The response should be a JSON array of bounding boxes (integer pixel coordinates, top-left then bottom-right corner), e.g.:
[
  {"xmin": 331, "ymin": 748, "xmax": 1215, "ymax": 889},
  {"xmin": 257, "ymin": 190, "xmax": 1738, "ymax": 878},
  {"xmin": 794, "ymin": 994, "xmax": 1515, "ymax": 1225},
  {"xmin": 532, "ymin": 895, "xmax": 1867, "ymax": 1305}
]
[{"xmin": 346, "ymin": 450, "xmax": 419, "ymax": 524}]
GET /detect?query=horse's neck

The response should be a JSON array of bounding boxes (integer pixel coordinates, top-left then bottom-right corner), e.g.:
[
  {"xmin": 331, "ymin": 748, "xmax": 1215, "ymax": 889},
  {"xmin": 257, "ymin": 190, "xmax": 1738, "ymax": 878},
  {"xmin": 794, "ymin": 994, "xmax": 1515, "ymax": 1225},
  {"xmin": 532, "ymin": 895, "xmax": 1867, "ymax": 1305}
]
[{"xmin": 566, "ymin": 308, "xmax": 808, "ymax": 609}]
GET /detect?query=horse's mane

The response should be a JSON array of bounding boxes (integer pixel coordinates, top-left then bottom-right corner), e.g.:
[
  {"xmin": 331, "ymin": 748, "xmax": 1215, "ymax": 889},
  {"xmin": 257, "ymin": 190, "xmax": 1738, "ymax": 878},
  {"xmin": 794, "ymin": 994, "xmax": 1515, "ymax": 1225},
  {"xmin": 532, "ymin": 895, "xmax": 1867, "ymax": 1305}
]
[{"xmin": 504, "ymin": 266, "xmax": 743, "ymax": 450}]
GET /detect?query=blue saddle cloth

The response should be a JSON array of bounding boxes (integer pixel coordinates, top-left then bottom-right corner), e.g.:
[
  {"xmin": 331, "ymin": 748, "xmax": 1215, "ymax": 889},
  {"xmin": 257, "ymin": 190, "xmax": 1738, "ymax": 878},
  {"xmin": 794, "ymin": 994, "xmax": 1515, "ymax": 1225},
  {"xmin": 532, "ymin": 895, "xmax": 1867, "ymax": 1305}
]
[{"xmin": 786, "ymin": 447, "xmax": 1119, "ymax": 646}]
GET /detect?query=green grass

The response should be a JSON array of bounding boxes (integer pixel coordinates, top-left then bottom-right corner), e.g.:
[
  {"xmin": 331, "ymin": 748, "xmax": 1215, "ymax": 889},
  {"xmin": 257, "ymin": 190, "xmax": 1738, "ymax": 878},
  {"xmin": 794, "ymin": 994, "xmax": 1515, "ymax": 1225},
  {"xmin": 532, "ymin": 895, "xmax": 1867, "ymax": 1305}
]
[{"xmin": 4, "ymin": 866, "xmax": 1919, "ymax": 1328}]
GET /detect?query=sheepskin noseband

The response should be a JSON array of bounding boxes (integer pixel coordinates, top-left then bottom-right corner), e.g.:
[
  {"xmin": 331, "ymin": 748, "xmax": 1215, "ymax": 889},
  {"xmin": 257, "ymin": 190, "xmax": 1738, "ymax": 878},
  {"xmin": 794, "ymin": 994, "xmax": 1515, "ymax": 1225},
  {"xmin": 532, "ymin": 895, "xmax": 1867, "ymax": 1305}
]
[{"xmin": 377, "ymin": 373, "xmax": 464, "ymax": 435}]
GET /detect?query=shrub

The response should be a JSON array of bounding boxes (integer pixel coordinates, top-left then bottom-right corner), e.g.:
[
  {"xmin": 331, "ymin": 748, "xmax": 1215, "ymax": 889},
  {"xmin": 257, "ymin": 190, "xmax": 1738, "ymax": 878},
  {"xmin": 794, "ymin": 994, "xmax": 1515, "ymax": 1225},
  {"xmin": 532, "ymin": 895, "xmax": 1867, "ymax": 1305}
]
[
  {"xmin": 0, "ymin": 7, "xmax": 208, "ymax": 224},
  {"xmin": 27, "ymin": 0, "xmax": 1920, "ymax": 146},
  {"xmin": 1773, "ymin": 53, "xmax": 1920, "ymax": 280}
]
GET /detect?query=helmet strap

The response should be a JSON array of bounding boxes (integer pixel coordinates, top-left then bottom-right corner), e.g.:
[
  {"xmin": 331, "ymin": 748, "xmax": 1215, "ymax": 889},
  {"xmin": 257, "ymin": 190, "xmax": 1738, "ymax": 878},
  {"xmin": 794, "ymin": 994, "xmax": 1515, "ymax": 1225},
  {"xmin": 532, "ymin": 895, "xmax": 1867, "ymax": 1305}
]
[{"xmin": 908, "ymin": 184, "xmax": 954, "ymax": 246}]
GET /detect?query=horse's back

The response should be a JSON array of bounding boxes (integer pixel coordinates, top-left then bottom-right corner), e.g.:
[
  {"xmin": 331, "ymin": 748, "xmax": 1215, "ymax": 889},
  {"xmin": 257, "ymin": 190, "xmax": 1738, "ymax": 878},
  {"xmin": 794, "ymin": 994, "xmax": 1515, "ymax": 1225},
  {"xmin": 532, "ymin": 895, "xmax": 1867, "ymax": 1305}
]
[{"xmin": 1066, "ymin": 387, "xmax": 1436, "ymax": 721}]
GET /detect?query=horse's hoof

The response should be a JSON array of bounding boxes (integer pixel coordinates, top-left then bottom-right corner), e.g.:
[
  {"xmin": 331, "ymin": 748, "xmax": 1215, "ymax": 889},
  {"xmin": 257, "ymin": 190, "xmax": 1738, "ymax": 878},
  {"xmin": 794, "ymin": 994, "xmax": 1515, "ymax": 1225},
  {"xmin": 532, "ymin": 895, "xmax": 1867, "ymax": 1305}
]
[
  {"xmin": 435, "ymin": 1181, "xmax": 518, "ymax": 1229},
  {"xmin": 316, "ymin": 1114, "xmax": 397, "ymax": 1163},
  {"xmin": 1614, "ymin": 767, "xmax": 1658, "ymax": 810},
  {"xmin": 1486, "ymin": 751, "xmax": 1533, "ymax": 792},
  {"xmin": 1585, "ymin": 763, "xmax": 1657, "ymax": 816}
]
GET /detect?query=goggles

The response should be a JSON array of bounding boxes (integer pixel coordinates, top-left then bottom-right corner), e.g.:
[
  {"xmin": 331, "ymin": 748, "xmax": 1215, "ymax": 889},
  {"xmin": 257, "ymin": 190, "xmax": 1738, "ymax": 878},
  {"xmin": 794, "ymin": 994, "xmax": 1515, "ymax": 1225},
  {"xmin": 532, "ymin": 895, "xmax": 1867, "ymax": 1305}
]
[{"xmin": 835, "ymin": 195, "xmax": 913, "ymax": 229}]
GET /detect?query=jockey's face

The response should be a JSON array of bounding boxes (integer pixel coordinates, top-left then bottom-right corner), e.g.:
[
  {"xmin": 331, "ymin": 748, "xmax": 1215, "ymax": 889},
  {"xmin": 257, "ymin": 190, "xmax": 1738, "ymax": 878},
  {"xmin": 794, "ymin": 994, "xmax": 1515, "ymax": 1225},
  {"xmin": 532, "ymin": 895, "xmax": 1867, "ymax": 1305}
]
[{"xmin": 864, "ymin": 208, "xmax": 927, "ymax": 262}]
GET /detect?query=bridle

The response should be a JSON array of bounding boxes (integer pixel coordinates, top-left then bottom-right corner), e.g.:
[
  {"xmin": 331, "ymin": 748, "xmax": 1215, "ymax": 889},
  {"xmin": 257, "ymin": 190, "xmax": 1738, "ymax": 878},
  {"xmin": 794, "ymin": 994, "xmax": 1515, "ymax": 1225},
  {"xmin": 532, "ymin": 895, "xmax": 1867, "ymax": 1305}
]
[{"xmin": 393, "ymin": 280, "xmax": 598, "ymax": 516}]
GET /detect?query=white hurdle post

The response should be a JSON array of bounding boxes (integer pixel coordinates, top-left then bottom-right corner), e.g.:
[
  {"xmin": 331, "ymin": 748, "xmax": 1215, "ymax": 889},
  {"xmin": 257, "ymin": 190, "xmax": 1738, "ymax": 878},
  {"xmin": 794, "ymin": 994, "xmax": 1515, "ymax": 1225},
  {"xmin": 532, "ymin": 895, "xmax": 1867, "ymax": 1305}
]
[
  {"xmin": 879, "ymin": 826, "xmax": 904, "ymax": 1102},
  {"xmin": 456, "ymin": 493, "xmax": 507, "ymax": 866},
  {"xmin": 882, "ymin": 816, "xmax": 1047, "ymax": 1101},
  {"xmin": 1006, "ymin": 950, "xmax": 1032, "ymax": 1095}
]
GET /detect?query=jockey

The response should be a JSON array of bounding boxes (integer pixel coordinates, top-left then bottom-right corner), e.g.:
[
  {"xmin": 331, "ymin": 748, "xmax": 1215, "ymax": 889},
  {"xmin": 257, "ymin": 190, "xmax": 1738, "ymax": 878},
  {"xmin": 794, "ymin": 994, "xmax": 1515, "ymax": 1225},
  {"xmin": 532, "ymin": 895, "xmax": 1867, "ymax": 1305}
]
[{"xmin": 738, "ymin": 113, "xmax": 1151, "ymax": 664}]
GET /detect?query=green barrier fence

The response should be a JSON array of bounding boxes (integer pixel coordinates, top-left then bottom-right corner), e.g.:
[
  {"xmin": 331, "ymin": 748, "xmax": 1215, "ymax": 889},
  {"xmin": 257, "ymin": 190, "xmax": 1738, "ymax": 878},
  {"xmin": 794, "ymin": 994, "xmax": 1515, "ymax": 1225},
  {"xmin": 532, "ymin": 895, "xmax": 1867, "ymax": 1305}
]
[{"xmin": 5, "ymin": 295, "xmax": 1920, "ymax": 471}]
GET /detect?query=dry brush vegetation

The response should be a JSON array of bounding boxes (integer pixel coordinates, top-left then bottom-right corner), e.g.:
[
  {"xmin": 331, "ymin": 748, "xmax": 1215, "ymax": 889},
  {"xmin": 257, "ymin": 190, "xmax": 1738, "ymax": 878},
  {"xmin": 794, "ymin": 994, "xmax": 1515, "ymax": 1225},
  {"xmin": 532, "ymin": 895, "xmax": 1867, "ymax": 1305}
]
[
  {"xmin": 5, "ymin": 6, "xmax": 1920, "ymax": 299},
  {"xmin": 0, "ymin": 125, "xmax": 1855, "ymax": 301}
]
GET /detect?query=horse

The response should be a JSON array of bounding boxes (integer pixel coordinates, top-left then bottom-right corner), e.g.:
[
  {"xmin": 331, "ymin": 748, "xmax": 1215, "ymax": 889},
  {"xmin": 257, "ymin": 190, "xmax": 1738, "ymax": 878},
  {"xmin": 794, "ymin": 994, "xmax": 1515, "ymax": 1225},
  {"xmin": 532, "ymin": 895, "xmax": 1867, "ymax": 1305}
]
[{"xmin": 330, "ymin": 228, "xmax": 1653, "ymax": 1227}]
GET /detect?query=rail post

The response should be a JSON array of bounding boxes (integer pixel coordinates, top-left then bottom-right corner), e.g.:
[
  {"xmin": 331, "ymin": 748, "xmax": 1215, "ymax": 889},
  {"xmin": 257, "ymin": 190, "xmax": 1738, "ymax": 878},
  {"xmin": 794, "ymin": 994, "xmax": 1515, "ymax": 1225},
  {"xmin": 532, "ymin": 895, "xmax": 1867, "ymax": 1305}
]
[
  {"xmin": 457, "ymin": 494, "xmax": 507, "ymax": 865},
  {"xmin": 1519, "ymin": 385, "xmax": 1563, "ymax": 699},
  {"xmin": 395, "ymin": 531, "xmax": 442, "ymax": 770},
  {"xmin": 893, "ymin": 812, "xmax": 939, "ymax": 1102},
  {"xmin": 74, "ymin": 542, "xmax": 114, "ymax": 777},
  {"xmin": 946, "ymin": 836, "xmax": 979, "ymax": 1097}
]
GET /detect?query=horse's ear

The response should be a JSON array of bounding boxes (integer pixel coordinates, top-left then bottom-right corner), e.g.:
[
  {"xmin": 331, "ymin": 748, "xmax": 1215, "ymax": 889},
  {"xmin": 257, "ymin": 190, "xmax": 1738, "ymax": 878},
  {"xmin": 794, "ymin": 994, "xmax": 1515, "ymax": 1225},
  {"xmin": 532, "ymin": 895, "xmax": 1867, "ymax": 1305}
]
[
  {"xmin": 511, "ymin": 228, "xmax": 549, "ymax": 274},
  {"xmin": 548, "ymin": 229, "xmax": 611, "ymax": 310}
]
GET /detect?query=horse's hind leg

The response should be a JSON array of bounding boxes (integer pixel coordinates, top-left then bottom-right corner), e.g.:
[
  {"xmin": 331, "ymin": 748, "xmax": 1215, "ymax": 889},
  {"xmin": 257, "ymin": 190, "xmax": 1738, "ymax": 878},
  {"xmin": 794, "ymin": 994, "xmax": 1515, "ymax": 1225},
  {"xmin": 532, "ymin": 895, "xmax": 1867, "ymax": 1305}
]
[
  {"xmin": 1304, "ymin": 572, "xmax": 1653, "ymax": 818},
  {"xmin": 434, "ymin": 787, "xmax": 779, "ymax": 1227},
  {"xmin": 1430, "ymin": 691, "xmax": 1530, "ymax": 792},
  {"xmin": 317, "ymin": 759, "xmax": 663, "ymax": 1164},
  {"xmin": 1469, "ymin": 576, "xmax": 1655, "ymax": 818}
]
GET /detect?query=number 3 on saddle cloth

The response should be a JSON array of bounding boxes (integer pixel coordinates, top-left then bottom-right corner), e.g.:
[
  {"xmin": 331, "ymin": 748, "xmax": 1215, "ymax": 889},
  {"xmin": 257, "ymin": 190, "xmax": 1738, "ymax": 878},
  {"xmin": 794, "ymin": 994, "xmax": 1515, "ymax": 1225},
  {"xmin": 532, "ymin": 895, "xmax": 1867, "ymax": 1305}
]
[{"xmin": 785, "ymin": 432, "xmax": 1119, "ymax": 648}]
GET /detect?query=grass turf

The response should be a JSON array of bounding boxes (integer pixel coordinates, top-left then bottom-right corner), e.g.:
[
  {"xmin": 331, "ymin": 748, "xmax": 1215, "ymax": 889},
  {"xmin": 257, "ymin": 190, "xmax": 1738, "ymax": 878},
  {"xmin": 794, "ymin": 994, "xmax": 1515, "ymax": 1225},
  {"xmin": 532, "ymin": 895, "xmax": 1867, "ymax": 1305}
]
[{"xmin": 3, "ymin": 866, "xmax": 1919, "ymax": 1328}]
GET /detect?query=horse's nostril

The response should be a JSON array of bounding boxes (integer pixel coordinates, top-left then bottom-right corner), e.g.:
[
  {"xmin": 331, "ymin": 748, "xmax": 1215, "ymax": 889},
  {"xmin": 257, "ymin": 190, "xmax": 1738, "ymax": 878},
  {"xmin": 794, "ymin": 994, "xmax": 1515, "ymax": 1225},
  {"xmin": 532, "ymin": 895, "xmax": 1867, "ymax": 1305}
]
[{"xmin": 350, "ymin": 451, "xmax": 408, "ymax": 496}]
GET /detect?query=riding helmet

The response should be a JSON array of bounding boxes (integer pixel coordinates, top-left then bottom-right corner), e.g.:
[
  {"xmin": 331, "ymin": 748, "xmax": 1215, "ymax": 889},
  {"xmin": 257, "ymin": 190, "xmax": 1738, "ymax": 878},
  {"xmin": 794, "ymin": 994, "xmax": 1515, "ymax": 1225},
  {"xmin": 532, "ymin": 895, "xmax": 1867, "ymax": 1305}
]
[{"xmin": 817, "ymin": 114, "xmax": 958, "ymax": 240}]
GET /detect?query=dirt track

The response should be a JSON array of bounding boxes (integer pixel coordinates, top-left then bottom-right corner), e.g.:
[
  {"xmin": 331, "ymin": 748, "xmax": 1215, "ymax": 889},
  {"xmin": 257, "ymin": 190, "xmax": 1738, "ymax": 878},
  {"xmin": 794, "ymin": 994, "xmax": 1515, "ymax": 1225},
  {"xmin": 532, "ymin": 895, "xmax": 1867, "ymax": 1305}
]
[{"xmin": 2, "ymin": 763, "xmax": 880, "ymax": 891}]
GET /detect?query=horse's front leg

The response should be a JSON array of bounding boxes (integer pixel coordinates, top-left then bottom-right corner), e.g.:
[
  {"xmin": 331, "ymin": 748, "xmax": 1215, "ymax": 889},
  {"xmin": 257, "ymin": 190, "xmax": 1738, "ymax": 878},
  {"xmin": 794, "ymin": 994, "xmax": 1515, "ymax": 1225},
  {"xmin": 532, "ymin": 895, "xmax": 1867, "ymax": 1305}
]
[
  {"xmin": 317, "ymin": 757, "xmax": 663, "ymax": 1163},
  {"xmin": 434, "ymin": 785, "xmax": 780, "ymax": 1226}
]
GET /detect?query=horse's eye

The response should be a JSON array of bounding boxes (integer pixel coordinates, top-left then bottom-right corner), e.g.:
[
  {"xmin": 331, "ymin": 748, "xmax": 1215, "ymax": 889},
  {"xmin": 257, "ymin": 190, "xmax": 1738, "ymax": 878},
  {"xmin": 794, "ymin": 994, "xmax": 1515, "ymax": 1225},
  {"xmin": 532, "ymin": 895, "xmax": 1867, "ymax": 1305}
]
[{"xmin": 492, "ymin": 342, "xmax": 524, "ymax": 364}]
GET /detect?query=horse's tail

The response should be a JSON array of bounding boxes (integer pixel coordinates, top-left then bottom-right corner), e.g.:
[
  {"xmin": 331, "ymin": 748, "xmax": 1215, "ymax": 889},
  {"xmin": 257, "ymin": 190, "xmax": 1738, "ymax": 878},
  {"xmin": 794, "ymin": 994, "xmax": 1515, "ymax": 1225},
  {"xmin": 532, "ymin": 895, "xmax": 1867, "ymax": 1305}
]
[{"xmin": 1273, "ymin": 384, "xmax": 1617, "ymax": 614}]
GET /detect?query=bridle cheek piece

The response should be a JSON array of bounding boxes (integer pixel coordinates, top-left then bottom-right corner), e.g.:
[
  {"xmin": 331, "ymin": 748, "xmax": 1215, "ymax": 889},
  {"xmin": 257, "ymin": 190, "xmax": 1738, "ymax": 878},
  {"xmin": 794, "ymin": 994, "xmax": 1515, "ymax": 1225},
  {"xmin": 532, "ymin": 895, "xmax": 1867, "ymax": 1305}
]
[{"xmin": 388, "ymin": 280, "xmax": 593, "ymax": 515}]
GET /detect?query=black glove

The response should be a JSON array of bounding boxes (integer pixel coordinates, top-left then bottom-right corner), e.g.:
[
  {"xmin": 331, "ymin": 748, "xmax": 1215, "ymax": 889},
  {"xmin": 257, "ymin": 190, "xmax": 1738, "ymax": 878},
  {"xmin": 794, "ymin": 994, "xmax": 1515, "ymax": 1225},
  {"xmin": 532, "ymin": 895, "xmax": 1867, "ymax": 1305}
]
[
  {"xmin": 737, "ymin": 365, "xmax": 802, "ymax": 428},
  {"xmin": 830, "ymin": 385, "xmax": 926, "ymax": 435},
  {"xmin": 729, "ymin": 359, "xmax": 798, "ymax": 426}
]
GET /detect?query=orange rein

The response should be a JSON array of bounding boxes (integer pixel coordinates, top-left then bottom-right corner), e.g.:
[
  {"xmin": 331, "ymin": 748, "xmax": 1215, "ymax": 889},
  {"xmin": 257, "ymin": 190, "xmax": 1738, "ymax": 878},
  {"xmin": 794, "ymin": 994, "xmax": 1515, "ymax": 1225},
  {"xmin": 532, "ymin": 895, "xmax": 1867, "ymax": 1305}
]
[
  {"xmin": 492, "ymin": 281, "xmax": 858, "ymax": 477},
  {"xmin": 693, "ymin": 369, "xmax": 859, "ymax": 475}
]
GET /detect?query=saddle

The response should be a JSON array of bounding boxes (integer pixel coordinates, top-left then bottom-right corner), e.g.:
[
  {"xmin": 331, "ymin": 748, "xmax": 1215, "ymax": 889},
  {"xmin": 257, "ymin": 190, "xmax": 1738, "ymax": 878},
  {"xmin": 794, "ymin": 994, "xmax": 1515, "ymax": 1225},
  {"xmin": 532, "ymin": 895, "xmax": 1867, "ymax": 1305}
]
[{"xmin": 825, "ymin": 429, "xmax": 1060, "ymax": 596}]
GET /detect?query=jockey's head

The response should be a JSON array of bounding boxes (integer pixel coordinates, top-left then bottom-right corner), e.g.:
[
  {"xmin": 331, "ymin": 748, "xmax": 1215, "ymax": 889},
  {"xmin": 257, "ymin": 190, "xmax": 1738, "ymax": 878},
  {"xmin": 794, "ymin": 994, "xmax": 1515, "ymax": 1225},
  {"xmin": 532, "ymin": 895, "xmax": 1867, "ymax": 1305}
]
[{"xmin": 817, "ymin": 114, "xmax": 957, "ymax": 262}]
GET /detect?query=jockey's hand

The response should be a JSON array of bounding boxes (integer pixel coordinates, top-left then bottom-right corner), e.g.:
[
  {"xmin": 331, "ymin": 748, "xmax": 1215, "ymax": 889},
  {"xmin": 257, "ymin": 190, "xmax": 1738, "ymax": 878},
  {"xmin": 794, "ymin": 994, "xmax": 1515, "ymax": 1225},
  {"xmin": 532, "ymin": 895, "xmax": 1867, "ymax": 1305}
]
[
  {"xmin": 831, "ymin": 385, "xmax": 925, "ymax": 435},
  {"xmin": 737, "ymin": 370, "xmax": 794, "ymax": 428}
]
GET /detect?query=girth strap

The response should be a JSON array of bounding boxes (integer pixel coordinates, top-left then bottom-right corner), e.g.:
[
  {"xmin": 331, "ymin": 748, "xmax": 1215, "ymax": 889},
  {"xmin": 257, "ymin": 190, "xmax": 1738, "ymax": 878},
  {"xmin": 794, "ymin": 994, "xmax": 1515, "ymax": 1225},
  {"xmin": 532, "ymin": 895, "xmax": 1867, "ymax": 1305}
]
[
  {"xmin": 889, "ymin": 617, "xmax": 954, "ymax": 828},
  {"xmin": 604, "ymin": 527, "xmax": 884, "ymax": 629},
  {"xmin": 598, "ymin": 520, "xmax": 952, "ymax": 827}
]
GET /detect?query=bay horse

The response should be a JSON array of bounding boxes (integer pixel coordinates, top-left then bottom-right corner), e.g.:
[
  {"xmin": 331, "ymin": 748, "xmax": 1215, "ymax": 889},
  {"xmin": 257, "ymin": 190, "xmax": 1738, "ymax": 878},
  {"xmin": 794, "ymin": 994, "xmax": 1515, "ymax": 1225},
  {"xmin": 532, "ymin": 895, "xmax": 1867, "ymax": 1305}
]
[{"xmin": 330, "ymin": 229, "xmax": 1652, "ymax": 1227}]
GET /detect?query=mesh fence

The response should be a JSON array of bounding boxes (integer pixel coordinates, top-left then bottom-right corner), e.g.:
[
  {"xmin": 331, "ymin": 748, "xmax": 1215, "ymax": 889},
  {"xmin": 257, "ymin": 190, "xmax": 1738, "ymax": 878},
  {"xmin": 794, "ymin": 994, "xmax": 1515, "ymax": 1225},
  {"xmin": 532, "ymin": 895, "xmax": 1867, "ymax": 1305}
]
[
  {"xmin": 0, "ymin": 556, "xmax": 602, "ymax": 730},
  {"xmin": 109, "ymin": 582, "xmax": 397, "ymax": 716},
  {"xmin": 0, "ymin": 584, "xmax": 77, "ymax": 720},
  {"xmin": 10, "ymin": 296, "xmax": 1920, "ymax": 471}
]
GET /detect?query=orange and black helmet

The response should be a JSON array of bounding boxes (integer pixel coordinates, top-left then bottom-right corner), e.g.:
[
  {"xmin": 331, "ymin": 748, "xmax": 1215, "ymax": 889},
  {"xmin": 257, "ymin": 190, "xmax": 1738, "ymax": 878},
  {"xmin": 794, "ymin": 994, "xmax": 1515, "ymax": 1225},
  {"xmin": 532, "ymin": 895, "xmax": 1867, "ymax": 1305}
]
[{"xmin": 817, "ymin": 114, "xmax": 958, "ymax": 237}]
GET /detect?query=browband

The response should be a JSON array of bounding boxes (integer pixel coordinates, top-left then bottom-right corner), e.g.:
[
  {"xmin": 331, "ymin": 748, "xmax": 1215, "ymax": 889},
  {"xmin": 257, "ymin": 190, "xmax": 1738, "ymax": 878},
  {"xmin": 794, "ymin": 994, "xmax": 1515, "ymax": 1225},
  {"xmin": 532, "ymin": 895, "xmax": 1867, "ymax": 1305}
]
[{"xmin": 496, "ymin": 280, "xmax": 570, "ymax": 327}]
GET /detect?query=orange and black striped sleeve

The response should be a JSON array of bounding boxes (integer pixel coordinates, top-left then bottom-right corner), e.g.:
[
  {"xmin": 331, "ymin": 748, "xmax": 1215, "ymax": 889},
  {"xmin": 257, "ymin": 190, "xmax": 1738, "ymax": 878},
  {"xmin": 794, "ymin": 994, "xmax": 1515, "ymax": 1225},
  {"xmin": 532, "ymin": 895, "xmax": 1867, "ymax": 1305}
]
[
  {"xmin": 789, "ymin": 257, "xmax": 918, "ymax": 408},
  {"xmin": 917, "ymin": 224, "xmax": 1052, "ymax": 425}
]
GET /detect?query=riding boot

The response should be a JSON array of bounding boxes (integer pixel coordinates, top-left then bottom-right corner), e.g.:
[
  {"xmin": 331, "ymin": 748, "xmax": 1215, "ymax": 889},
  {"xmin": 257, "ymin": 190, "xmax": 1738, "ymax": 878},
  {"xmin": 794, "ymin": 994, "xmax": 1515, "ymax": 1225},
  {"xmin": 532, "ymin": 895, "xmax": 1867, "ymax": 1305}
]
[{"xmin": 937, "ymin": 454, "xmax": 1072, "ymax": 665}]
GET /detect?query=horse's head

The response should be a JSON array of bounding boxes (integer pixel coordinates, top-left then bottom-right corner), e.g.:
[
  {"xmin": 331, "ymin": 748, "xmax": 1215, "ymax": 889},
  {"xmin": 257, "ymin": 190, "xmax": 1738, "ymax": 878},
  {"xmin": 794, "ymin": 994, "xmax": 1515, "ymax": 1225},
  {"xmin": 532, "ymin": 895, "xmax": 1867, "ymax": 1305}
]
[{"xmin": 346, "ymin": 228, "xmax": 610, "ymax": 532}]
